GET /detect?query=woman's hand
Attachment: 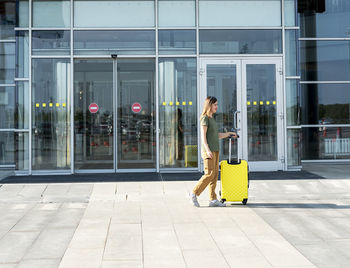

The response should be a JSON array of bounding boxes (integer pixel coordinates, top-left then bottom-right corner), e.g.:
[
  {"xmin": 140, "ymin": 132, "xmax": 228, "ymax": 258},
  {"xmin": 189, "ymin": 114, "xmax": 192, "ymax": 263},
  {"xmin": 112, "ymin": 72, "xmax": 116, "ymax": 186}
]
[
  {"xmin": 228, "ymin": 132, "xmax": 237, "ymax": 138},
  {"xmin": 206, "ymin": 149, "xmax": 213, "ymax": 159}
]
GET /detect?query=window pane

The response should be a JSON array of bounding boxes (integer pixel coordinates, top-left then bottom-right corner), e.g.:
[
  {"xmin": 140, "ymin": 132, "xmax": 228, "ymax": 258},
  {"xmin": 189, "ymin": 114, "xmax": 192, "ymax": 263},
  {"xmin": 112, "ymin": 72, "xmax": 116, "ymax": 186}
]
[
  {"xmin": 16, "ymin": 31, "xmax": 29, "ymax": 78},
  {"xmin": 158, "ymin": 0, "xmax": 195, "ymax": 27},
  {"xmin": 299, "ymin": 0, "xmax": 350, "ymax": 38},
  {"xmin": 286, "ymin": 79, "xmax": 299, "ymax": 126},
  {"xmin": 18, "ymin": 0, "xmax": 29, "ymax": 27},
  {"xmin": 159, "ymin": 58, "xmax": 197, "ymax": 168},
  {"xmin": 0, "ymin": 0, "xmax": 16, "ymax": 39},
  {"xmin": 32, "ymin": 0, "xmax": 70, "ymax": 28},
  {"xmin": 74, "ymin": 60, "xmax": 114, "ymax": 170},
  {"xmin": 159, "ymin": 30, "xmax": 196, "ymax": 55},
  {"xmin": 0, "ymin": 43, "xmax": 15, "ymax": 84},
  {"xmin": 199, "ymin": 0, "xmax": 281, "ymax": 27},
  {"xmin": 32, "ymin": 30, "xmax": 70, "ymax": 55},
  {"xmin": 287, "ymin": 129, "xmax": 301, "ymax": 166},
  {"xmin": 285, "ymin": 30, "xmax": 297, "ymax": 76},
  {"xmin": 0, "ymin": 87, "xmax": 15, "ymax": 129},
  {"xmin": 285, "ymin": 0, "xmax": 296, "ymax": 26},
  {"xmin": 74, "ymin": 0, "xmax": 154, "ymax": 28},
  {"xmin": 199, "ymin": 30, "xmax": 282, "ymax": 54},
  {"xmin": 302, "ymin": 127, "xmax": 350, "ymax": 160},
  {"xmin": 300, "ymin": 41, "xmax": 350, "ymax": 81},
  {"xmin": 16, "ymin": 81, "xmax": 30, "ymax": 129},
  {"xmin": 0, "ymin": 132, "xmax": 14, "ymax": 165},
  {"xmin": 32, "ymin": 59, "xmax": 71, "ymax": 170},
  {"xmin": 301, "ymin": 84, "xmax": 350, "ymax": 125},
  {"xmin": 74, "ymin": 30, "xmax": 155, "ymax": 55}
]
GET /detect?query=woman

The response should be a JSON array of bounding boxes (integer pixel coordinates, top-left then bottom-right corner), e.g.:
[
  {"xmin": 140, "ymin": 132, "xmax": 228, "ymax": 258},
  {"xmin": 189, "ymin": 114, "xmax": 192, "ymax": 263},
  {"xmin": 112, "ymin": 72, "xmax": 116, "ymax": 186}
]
[{"xmin": 191, "ymin": 96, "xmax": 237, "ymax": 207}]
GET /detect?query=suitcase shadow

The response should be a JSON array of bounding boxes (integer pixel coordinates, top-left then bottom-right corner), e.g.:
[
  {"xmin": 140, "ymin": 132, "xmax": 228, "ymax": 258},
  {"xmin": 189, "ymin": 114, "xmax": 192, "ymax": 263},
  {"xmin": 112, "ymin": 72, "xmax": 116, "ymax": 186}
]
[{"xmin": 237, "ymin": 203, "xmax": 350, "ymax": 209}]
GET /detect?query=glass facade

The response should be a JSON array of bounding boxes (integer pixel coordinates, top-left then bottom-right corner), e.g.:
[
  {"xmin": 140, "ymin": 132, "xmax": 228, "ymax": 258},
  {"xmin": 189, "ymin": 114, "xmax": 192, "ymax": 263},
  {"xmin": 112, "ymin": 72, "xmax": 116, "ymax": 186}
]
[{"xmin": 1, "ymin": 0, "xmax": 349, "ymax": 175}]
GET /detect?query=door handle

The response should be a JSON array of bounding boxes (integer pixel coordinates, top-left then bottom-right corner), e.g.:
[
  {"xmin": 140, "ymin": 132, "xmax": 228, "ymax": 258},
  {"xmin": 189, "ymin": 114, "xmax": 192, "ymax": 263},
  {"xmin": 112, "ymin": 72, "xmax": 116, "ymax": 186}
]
[{"xmin": 233, "ymin": 110, "xmax": 241, "ymax": 132}]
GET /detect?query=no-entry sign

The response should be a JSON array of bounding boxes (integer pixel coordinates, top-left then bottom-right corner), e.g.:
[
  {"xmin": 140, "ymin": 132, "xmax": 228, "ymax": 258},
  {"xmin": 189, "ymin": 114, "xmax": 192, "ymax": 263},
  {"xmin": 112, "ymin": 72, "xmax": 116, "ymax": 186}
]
[
  {"xmin": 89, "ymin": 103, "xmax": 99, "ymax": 113},
  {"xmin": 131, "ymin": 102, "xmax": 142, "ymax": 113}
]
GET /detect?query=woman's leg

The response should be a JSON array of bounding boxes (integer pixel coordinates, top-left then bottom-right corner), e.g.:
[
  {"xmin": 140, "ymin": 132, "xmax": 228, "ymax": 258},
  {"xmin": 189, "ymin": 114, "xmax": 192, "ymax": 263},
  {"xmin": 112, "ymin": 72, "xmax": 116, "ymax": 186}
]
[
  {"xmin": 208, "ymin": 152, "xmax": 219, "ymax": 201},
  {"xmin": 192, "ymin": 155, "xmax": 216, "ymax": 196}
]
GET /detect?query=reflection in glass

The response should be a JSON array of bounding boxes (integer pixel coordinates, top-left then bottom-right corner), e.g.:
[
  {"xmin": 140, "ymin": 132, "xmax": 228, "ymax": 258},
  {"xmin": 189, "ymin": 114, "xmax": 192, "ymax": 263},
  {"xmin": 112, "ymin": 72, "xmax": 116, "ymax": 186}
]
[
  {"xmin": 199, "ymin": 30, "xmax": 282, "ymax": 54},
  {"xmin": 74, "ymin": 60, "xmax": 113, "ymax": 170},
  {"xmin": 286, "ymin": 79, "xmax": 299, "ymax": 126},
  {"xmin": 199, "ymin": 0, "xmax": 281, "ymax": 27},
  {"xmin": 0, "ymin": 87, "xmax": 15, "ymax": 129},
  {"xmin": 16, "ymin": 31, "xmax": 29, "ymax": 78},
  {"xmin": 0, "ymin": 0, "xmax": 16, "ymax": 39},
  {"xmin": 74, "ymin": 30, "xmax": 155, "ymax": 55},
  {"xmin": 32, "ymin": 59, "xmax": 70, "ymax": 170},
  {"xmin": 117, "ymin": 59, "xmax": 155, "ymax": 169},
  {"xmin": 16, "ymin": 82, "xmax": 29, "ymax": 129},
  {"xmin": 158, "ymin": 0, "xmax": 195, "ymax": 27},
  {"xmin": 301, "ymin": 84, "xmax": 350, "ymax": 125},
  {"xmin": 32, "ymin": 0, "xmax": 70, "ymax": 28},
  {"xmin": 32, "ymin": 31, "xmax": 70, "ymax": 55},
  {"xmin": 287, "ymin": 129, "xmax": 300, "ymax": 166},
  {"xmin": 300, "ymin": 41, "xmax": 350, "ymax": 81},
  {"xmin": 0, "ymin": 132, "xmax": 14, "ymax": 165},
  {"xmin": 206, "ymin": 65, "xmax": 237, "ymax": 162},
  {"xmin": 159, "ymin": 30, "xmax": 196, "ymax": 55},
  {"xmin": 285, "ymin": 0, "xmax": 296, "ymax": 26},
  {"xmin": 299, "ymin": 0, "xmax": 350, "ymax": 38},
  {"xmin": 16, "ymin": 132, "xmax": 29, "ymax": 170},
  {"xmin": 285, "ymin": 30, "xmax": 297, "ymax": 76},
  {"xmin": 246, "ymin": 64, "xmax": 277, "ymax": 161},
  {"xmin": 159, "ymin": 58, "xmax": 197, "ymax": 168},
  {"xmin": 74, "ymin": 0, "xmax": 154, "ymax": 28},
  {"xmin": 0, "ymin": 43, "xmax": 15, "ymax": 84},
  {"xmin": 18, "ymin": 0, "xmax": 29, "ymax": 27},
  {"xmin": 302, "ymin": 127, "xmax": 350, "ymax": 160}
]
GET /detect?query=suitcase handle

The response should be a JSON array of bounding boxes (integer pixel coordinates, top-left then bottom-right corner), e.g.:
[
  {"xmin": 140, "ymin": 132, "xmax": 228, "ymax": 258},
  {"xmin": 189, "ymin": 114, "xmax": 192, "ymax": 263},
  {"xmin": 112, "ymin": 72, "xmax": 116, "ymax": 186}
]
[{"xmin": 228, "ymin": 135, "xmax": 239, "ymax": 163}]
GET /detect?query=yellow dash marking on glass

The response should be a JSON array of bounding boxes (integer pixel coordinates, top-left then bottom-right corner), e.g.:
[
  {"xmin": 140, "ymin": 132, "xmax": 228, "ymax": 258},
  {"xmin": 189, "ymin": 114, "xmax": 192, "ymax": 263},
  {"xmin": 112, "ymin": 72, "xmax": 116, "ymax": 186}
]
[
  {"xmin": 162, "ymin": 102, "xmax": 167, "ymax": 106},
  {"xmin": 62, "ymin": 103, "xmax": 66, "ymax": 107},
  {"xmin": 253, "ymin": 101, "xmax": 257, "ymax": 105},
  {"xmin": 169, "ymin": 101, "xmax": 173, "ymax": 106},
  {"xmin": 189, "ymin": 101, "xmax": 192, "ymax": 105},
  {"xmin": 49, "ymin": 103, "xmax": 53, "ymax": 107},
  {"xmin": 260, "ymin": 101, "xmax": 263, "ymax": 105},
  {"xmin": 182, "ymin": 101, "xmax": 186, "ymax": 105},
  {"xmin": 273, "ymin": 101, "xmax": 276, "ymax": 105},
  {"xmin": 56, "ymin": 103, "xmax": 60, "ymax": 107},
  {"xmin": 42, "ymin": 103, "xmax": 46, "ymax": 107},
  {"xmin": 176, "ymin": 101, "xmax": 180, "ymax": 106},
  {"xmin": 266, "ymin": 101, "xmax": 270, "ymax": 105},
  {"xmin": 247, "ymin": 101, "xmax": 251, "ymax": 105},
  {"xmin": 35, "ymin": 103, "xmax": 39, "ymax": 107}
]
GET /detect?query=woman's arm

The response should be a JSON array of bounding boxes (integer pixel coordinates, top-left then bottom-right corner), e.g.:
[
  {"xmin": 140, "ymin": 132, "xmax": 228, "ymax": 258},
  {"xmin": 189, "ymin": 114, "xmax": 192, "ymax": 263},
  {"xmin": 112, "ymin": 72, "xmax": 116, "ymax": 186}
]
[
  {"xmin": 201, "ymin": 125, "xmax": 213, "ymax": 159},
  {"xmin": 218, "ymin": 132, "xmax": 237, "ymax": 139}
]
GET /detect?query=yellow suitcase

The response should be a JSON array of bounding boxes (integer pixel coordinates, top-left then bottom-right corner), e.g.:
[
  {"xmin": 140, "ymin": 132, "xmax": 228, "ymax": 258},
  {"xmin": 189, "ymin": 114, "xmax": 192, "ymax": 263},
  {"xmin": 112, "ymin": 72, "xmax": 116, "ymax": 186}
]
[{"xmin": 220, "ymin": 137, "xmax": 249, "ymax": 205}]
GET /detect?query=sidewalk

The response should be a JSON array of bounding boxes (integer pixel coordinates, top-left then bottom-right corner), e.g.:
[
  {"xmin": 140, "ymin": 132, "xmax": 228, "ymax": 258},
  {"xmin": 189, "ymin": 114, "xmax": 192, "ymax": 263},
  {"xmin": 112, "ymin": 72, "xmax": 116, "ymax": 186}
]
[{"xmin": 1, "ymin": 167, "xmax": 350, "ymax": 267}]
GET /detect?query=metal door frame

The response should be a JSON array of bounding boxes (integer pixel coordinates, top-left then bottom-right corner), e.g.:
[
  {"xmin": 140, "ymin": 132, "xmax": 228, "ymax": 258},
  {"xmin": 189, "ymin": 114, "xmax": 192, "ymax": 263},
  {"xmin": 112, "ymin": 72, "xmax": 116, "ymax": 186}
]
[{"xmin": 199, "ymin": 56, "xmax": 284, "ymax": 172}]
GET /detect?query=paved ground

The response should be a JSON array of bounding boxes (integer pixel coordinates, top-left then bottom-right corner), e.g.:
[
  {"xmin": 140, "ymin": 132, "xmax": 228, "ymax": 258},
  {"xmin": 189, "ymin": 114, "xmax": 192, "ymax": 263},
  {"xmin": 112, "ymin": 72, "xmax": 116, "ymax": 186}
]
[{"xmin": 0, "ymin": 164, "xmax": 350, "ymax": 268}]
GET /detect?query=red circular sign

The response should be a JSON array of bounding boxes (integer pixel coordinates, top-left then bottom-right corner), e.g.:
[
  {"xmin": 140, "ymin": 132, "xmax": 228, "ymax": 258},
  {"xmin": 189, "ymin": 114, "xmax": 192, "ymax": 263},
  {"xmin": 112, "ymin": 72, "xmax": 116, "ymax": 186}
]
[
  {"xmin": 131, "ymin": 102, "xmax": 142, "ymax": 113},
  {"xmin": 89, "ymin": 103, "xmax": 99, "ymax": 113}
]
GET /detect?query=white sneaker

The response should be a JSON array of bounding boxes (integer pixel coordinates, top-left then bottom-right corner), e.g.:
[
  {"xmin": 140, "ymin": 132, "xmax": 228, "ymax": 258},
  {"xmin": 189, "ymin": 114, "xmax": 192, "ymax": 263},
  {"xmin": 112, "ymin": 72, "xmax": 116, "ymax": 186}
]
[
  {"xmin": 190, "ymin": 193, "xmax": 200, "ymax": 207},
  {"xmin": 209, "ymin": 200, "xmax": 226, "ymax": 207}
]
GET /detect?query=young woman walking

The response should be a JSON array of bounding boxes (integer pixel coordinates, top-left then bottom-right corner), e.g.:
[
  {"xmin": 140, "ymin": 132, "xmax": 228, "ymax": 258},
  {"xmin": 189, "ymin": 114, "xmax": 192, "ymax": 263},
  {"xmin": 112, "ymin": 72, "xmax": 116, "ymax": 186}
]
[{"xmin": 191, "ymin": 96, "xmax": 237, "ymax": 207}]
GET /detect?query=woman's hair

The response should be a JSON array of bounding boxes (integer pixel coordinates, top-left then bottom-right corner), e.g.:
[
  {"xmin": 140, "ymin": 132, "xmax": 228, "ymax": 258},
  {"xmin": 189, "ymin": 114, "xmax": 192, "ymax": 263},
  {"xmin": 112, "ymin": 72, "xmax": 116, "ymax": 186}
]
[{"xmin": 200, "ymin": 96, "xmax": 217, "ymax": 118}]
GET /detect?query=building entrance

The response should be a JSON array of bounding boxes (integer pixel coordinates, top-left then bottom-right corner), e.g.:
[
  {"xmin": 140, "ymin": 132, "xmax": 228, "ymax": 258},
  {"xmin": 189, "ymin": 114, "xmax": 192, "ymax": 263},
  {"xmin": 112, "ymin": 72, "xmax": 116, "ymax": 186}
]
[{"xmin": 199, "ymin": 57, "xmax": 284, "ymax": 171}]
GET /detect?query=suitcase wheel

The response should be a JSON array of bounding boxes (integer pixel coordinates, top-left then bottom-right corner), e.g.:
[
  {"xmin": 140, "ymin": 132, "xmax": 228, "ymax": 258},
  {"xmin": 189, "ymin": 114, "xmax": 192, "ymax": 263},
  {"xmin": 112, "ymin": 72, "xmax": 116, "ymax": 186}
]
[
  {"xmin": 242, "ymin": 199, "xmax": 248, "ymax": 205},
  {"xmin": 221, "ymin": 199, "xmax": 226, "ymax": 203}
]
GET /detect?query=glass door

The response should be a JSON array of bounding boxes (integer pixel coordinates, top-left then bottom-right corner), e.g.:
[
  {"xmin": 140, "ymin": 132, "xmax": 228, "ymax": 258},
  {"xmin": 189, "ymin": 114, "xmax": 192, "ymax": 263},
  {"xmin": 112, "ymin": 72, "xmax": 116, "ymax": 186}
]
[
  {"xmin": 242, "ymin": 59, "xmax": 284, "ymax": 171},
  {"xmin": 200, "ymin": 57, "xmax": 284, "ymax": 171},
  {"xmin": 199, "ymin": 59, "xmax": 242, "ymax": 167},
  {"xmin": 116, "ymin": 59, "xmax": 156, "ymax": 170}
]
